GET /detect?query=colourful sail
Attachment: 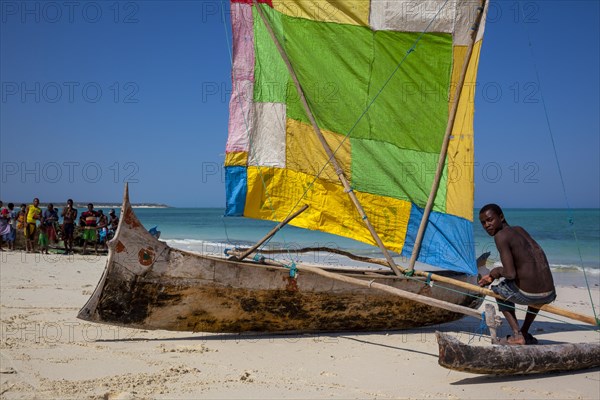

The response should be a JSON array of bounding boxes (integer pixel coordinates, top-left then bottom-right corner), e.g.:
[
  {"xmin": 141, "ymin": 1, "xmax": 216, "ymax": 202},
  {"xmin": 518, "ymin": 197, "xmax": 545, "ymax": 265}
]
[{"xmin": 225, "ymin": 0, "xmax": 489, "ymax": 275}]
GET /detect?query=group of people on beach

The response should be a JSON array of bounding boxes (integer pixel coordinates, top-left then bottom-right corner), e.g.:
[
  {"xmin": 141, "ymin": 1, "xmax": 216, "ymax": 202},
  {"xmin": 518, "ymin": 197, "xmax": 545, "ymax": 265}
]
[{"xmin": 0, "ymin": 199, "xmax": 119, "ymax": 255}]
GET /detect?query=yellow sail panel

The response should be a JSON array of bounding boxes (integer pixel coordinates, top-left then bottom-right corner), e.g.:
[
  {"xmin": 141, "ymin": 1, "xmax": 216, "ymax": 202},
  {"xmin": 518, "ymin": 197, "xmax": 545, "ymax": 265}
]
[
  {"xmin": 286, "ymin": 118, "xmax": 351, "ymax": 183},
  {"xmin": 225, "ymin": 151, "xmax": 249, "ymax": 167},
  {"xmin": 272, "ymin": 0, "xmax": 369, "ymax": 26},
  {"xmin": 445, "ymin": 41, "xmax": 483, "ymax": 221},
  {"xmin": 244, "ymin": 167, "xmax": 411, "ymax": 252}
]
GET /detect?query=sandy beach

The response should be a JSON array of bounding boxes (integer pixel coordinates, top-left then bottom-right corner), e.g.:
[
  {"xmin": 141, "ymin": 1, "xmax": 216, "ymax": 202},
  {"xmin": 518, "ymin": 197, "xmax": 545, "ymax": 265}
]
[{"xmin": 1, "ymin": 251, "xmax": 598, "ymax": 399}]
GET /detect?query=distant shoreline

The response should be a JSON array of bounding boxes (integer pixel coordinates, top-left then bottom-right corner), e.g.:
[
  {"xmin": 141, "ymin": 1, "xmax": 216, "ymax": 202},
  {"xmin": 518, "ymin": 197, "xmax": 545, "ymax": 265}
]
[{"xmin": 2, "ymin": 202, "xmax": 170, "ymax": 209}]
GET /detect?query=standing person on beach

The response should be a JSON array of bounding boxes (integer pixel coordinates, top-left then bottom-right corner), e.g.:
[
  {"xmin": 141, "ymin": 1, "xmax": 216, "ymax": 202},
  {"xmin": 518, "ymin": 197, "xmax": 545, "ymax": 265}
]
[
  {"xmin": 4, "ymin": 203, "xmax": 18, "ymax": 251},
  {"xmin": 80, "ymin": 203, "xmax": 98, "ymax": 255},
  {"xmin": 97, "ymin": 210, "xmax": 109, "ymax": 251},
  {"xmin": 42, "ymin": 204, "xmax": 59, "ymax": 244},
  {"xmin": 0, "ymin": 201, "xmax": 10, "ymax": 251},
  {"xmin": 109, "ymin": 209, "xmax": 119, "ymax": 234},
  {"xmin": 25, "ymin": 198, "xmax": 42, "ymax": 252},
  {"xmin": 478, "ymin": 204, "xmax": 556, "ymax": 345},
  {"xmin": 38, "ymin": 219, "xmax": 49, "ymax": 254},
  {"xmin": 62, "ymin": 199, "xmax": 77, "ymax": 254},
  {"xmin": 17, "ymin": 204, "xmax": 26, "ymax": 240}
]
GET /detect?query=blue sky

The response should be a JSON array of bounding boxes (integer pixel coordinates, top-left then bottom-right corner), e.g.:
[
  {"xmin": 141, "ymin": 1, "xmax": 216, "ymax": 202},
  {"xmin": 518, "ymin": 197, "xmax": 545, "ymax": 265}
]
[{"xmin": 1, "ymin": 0, "xmax": 598, "ymax": 208}]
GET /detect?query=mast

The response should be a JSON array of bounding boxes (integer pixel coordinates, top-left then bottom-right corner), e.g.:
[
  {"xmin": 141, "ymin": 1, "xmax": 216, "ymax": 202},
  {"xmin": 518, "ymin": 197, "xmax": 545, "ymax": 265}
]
[
  {"xmin": 252, "ymin": 0, "xmax": 403, "ymax": 276},
  {"xmin": 407, "ymin": 0, "xmax": 487, "ymax": 272}
]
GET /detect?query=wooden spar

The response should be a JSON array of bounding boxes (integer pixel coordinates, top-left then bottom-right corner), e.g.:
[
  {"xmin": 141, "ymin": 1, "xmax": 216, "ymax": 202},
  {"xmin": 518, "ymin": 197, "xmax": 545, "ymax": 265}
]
[
  {"xmin": 251, "ymin": 0, "xmax": 403, "ymax": 277},
  {"xmin": 416, "ymin": 274, "xmax": 598, "ymax": 326},
  {"xmin": 233, "ymin": 204, "xmax": 309, "ymax": 262},
  {"xmin": 408, "ymin": 0, "xmax": 487, "ymax": 271},
  {"xmin": 233, "ymin": 245, "xmax": 599, "ymax": 326},
  {"xmin": 484, "ymin": 303, "xmax": 502, "ymax": 343},
  {"xmin": 298, "ymin": 265, "xmax": 482, "ymax": 319},
  {"xmin": 256, "ymin": 258, "xmax": 482, "ymax": 320}
]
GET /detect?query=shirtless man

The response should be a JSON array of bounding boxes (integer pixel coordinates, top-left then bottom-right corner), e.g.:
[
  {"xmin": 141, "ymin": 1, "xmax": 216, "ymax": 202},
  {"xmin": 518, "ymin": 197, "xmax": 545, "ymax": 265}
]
[
  {"xmin": 478, "ymin": 204, "xmax": 556, "ymax": 345},
  {"xmin": 62, "ymin": 199, "xmax": 77, "ymax": 254},
  {"xmin": 109, "ymin": 209, "xmax": 119, "ymax": 231}
]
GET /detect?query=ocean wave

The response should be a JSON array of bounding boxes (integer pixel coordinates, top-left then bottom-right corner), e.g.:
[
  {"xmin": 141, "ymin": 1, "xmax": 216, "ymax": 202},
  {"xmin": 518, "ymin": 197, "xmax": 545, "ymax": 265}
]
[
  {"xmin": 165, "ymin": 239, "xmax": 232, "ymax": 255},
  {"xmin": 550, "ymin": 264, "xmax": 600, "ymax": 275}
]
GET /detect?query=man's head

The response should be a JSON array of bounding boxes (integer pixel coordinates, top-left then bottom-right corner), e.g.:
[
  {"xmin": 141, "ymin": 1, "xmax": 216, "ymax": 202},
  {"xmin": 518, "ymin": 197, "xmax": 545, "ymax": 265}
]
[
  {"xmin": 33, "ymin": 198, "xmax": 39, "ymax": 206},
  {"xmin": 67, "ymin": 199, "xmax": 74, "ymax": 206},
  {"xmin": 87, "ymin": 203, "xmax": 94, "ymax": 211},
  {"xmin": 48, "ymin": 203, "xmax": 54, "ymax": 210},
  {"xmin": 109, "ymin": 209, "xmax": 115, "ymax": 216},
  {"xmin": 479, "ymin": 203, "xmax": 506, "ymax": 236}
]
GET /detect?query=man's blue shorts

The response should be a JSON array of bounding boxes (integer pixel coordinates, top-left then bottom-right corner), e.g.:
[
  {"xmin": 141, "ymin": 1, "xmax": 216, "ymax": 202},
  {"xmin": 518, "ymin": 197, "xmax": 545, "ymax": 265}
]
[{"xmin": 491, "ymin": 278, "xmax": 556, "ymax": 312}]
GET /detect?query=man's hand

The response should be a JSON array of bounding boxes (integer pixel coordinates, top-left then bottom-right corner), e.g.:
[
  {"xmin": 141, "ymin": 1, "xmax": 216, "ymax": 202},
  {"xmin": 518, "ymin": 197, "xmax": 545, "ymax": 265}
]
[{"xmin": 478, "ymin": 274, "xmax": 494, "ymax": 287}]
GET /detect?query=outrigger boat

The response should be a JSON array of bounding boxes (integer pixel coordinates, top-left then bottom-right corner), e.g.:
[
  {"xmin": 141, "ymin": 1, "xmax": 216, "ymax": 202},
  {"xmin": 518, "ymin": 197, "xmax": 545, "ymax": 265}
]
[{"xmin": 79, "ymin": 0, "xmax": 599, "ymax": 373}]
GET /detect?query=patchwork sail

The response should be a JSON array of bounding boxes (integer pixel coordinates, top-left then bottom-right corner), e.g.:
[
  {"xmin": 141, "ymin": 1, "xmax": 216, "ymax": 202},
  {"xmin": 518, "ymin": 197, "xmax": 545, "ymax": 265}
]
[{"xmin": 225, "ymin": 0, "xmax": 489, "ymax": 275}]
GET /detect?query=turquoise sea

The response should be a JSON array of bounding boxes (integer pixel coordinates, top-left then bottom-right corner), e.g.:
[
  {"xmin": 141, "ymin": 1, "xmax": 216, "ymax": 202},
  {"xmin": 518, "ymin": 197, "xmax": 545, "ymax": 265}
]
[{"xmin": 113, "ymin": 208, "xmax": 600, "ymax": 281}]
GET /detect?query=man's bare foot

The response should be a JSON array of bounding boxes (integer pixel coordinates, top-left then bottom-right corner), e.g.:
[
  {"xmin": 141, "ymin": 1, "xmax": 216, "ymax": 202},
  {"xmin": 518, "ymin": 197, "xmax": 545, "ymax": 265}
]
[
  {"xmin": 499, "ymin": 334, "xmax": 526, "ymax": 345},
  {"xmin": 522, "ymin": 332, "xmax": 539, "ymax": 345}
]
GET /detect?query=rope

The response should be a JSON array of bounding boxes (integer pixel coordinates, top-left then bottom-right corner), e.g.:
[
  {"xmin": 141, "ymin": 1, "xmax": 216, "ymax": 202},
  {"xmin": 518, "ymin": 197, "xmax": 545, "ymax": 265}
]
[
  {"xmin": 221, "ymin": 215, "xmax": 233, "ymax": 246},
  {"xmin": 284, "ymin": 261, "xmax": 298, "ymax": 278},
  {"xmin": 425, "ymin": 272, "xmax": 433, "ymax": 287},
  {"xmin": 519, "ymin": 3, "xmax": 598, "ymax": 324},
  {"xmin": 469, "ymin": 311, "xmax": 488, "ymax": 344}
]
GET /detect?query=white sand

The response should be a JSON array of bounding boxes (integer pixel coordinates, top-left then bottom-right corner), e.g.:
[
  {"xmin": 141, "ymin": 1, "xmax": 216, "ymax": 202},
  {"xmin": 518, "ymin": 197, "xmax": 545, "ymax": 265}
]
[{"xmin": 1, "ymin": 251, "xmax": 599, "ymax": 399}]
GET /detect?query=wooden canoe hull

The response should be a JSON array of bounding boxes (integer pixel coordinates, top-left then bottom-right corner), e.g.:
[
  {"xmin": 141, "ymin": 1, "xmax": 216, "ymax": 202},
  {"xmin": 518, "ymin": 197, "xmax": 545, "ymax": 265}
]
[
  {"xmin": 436, "ymin": 332, "xmax": 600, "ymax": 375},
  {"xmin": 77, "ymin": 187, "xmax": 483, "ymax": 333}
]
